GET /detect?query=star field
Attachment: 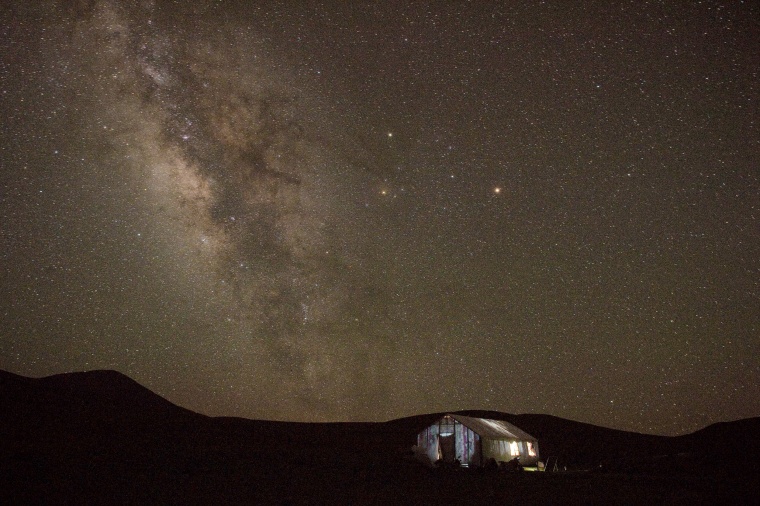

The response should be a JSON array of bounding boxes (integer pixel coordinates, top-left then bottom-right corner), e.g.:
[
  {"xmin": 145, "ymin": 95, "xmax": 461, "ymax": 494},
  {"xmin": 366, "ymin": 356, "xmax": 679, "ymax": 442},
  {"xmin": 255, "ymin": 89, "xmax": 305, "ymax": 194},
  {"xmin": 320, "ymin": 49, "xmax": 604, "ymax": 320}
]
[{"xmin": 1, "ymin": 1, "xmax": 758, "ymax": 435}]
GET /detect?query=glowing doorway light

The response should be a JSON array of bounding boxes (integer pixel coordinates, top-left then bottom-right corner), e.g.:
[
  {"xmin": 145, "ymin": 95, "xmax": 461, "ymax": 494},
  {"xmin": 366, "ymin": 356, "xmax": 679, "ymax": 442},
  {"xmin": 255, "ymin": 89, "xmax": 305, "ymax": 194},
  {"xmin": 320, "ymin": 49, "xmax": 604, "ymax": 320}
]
[{"xmin": 510, "ymin": 441, "xmax": 520, "ymax": 456}]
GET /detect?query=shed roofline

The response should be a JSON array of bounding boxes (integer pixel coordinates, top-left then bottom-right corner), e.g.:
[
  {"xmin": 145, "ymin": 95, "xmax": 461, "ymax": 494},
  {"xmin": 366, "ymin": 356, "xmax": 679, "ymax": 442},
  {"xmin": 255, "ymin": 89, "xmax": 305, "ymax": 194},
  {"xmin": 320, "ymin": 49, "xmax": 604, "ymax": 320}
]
[{"xmin": 439, "ymin": 414, "xmax": 537, "ymax": 441}]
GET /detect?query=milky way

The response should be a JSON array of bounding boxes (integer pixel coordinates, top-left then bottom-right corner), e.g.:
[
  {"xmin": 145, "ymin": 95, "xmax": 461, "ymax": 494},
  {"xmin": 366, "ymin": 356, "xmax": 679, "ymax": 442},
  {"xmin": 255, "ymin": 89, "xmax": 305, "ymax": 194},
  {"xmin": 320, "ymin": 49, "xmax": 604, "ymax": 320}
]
[
  {"xmin": 1, "ymin": 0, "xmax": 758, "ymax": 433},
  {"xmin": 109, "ymin": 3, "xmax": 395, "ymax": 418},
  {"xmin": 3, "ymin": 1, "xmax": 397, "ymax": 420}
]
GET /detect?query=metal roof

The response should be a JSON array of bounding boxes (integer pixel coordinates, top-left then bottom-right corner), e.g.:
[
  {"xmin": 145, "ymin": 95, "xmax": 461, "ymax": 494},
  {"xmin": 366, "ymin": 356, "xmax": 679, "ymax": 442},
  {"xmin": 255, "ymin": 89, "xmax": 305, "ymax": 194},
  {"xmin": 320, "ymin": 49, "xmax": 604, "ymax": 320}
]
[{"xmin": 448, "ymin": 414, "xmax": 537, "ymax": 441}]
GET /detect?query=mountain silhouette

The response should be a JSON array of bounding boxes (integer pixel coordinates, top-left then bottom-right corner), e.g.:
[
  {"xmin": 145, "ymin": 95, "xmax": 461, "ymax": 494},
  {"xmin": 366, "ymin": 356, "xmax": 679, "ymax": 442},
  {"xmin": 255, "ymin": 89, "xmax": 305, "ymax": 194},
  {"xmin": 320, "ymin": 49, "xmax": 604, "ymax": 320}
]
[{"xmin": 1, "ymin": 369, "xmax": 758, "ymax": 504}]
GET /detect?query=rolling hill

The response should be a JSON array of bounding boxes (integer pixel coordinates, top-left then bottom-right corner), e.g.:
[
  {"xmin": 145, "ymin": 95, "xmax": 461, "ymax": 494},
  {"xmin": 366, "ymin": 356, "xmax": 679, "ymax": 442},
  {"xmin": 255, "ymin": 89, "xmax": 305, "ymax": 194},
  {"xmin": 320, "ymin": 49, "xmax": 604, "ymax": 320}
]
[{"xmin": 1, "ymin": 369, "xmax": 757, "ymax": 504}]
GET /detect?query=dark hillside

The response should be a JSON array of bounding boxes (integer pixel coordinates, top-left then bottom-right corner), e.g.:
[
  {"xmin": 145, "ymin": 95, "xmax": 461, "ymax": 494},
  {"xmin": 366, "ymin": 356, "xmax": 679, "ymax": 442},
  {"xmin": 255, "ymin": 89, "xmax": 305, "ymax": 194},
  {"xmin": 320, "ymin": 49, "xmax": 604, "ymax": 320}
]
[{"xmin": 1, "ymin": 369, "xmax": 757, "ymax": 504}]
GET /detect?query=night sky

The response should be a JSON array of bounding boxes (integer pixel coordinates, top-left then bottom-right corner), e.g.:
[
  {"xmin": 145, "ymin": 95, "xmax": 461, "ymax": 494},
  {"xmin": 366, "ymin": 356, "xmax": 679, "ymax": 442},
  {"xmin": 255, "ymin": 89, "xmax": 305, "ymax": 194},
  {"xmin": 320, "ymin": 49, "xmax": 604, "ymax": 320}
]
[{"xmin": 1, "ymin": 1, "xmax": 758, "ymax": 436}]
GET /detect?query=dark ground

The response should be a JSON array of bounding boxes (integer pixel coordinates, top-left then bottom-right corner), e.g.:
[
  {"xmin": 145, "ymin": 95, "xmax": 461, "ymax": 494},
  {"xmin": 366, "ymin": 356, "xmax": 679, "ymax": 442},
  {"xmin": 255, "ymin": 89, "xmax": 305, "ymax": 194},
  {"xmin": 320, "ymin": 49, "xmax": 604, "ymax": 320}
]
[{"xmin": 1, "ymin": 369, "xmax": 758, "ymax": 504}]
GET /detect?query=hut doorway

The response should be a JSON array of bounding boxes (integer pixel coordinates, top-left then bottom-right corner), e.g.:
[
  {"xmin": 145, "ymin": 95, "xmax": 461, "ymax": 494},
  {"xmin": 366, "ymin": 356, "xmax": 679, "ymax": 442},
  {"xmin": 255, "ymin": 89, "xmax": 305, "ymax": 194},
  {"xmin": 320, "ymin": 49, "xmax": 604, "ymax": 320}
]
[{"xmin": 439, "ymin": 434, "xmax": 455, "ymax": 463}]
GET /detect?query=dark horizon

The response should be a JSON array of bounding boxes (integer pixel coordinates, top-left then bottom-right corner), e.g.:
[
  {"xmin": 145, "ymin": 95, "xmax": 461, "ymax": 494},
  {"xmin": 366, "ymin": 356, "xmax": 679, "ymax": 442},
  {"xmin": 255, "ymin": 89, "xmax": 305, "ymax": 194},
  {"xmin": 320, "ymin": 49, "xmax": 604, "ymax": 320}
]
[
  {"xmin": 1, "ymin": 1, "xmax": 758, "ymax": 437},
  {"xmin": 5, "ymin": 365, "xmax": 758, "ymax": 503},
  {"xmin": 5, "ymin": 366, "xmax": 760, "ymax": 438},
  {"xmin": 1, "ymin": 365, "xmax": 755, "ymax": 438}
]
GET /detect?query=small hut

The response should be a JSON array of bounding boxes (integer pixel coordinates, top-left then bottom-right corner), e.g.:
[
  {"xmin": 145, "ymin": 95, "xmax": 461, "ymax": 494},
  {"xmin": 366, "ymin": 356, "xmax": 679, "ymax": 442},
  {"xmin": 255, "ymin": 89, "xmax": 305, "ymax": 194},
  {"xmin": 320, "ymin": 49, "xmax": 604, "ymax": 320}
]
[{"xmin": 416, "ymin": 414, "xmax": 539, "ymax": 467}]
